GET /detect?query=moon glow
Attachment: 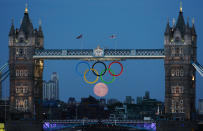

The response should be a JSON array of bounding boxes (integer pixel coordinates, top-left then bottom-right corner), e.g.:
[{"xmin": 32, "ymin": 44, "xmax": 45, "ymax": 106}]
[{"xmin": 93, "ymin": 83, "xmax": 108, "ymax": 97}]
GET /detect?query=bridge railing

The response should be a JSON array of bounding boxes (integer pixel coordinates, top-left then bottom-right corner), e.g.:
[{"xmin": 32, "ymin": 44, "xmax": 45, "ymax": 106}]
[{"xmin": 43, "ymin": 119, "xmax": 155, "ymax": 124}]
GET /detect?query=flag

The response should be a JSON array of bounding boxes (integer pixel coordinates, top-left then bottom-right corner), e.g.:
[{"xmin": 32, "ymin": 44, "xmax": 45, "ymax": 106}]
[
  {"xmin": 109, "ymin": 34, "xmax": 116, "ymax": 39},
  {"xmin": 76, "ymin": 34, "xmax": 83, "ymax": 39}
]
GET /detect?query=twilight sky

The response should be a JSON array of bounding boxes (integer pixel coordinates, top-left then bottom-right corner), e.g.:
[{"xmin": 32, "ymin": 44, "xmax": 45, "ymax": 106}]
[{"xmin": 0, "ymin": 0, "xmax": 203, "ymax": 104}]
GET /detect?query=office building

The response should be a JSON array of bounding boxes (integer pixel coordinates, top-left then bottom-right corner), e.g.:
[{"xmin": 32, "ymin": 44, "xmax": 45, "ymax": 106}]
[{"xmin": 43, "ymin": 72, "xmax": 59, "ymax": 100}]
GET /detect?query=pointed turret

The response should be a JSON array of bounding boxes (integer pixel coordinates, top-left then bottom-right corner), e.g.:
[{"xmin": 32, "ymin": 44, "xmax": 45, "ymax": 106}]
[
  {"xmin": 185, "ymin": 17, "xmax": 191, "ymax": 35},
  {"xmin": 175, "ymin": 2, "xmax": 185, "ymax": 36},
  {"xmin": 38, "ymin": 19, "xmax": 43, "ymax": 37},
  {"xmin": 19, "ymin": 4, "xmax": 33, "ymax": 38},
  {"xmin": 164, "ymin": 19, "xmax": 171, "ymax": 36},
  {"xmin": 191, "ymin": 18, "xmax": 196, "ymax": 36},
  {"xmin": 9, "ymin": 19, "xmax": 15, "ymax": 36}
]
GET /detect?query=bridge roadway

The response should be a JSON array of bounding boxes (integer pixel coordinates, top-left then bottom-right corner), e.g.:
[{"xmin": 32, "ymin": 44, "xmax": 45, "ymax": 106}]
[
  {"xmin": 33, "ymin": 48, "xmax": 165, "ymax": 61},
  {"xmin": 43, "ymin": 119, "xmax": 156, "ymax": 131}
]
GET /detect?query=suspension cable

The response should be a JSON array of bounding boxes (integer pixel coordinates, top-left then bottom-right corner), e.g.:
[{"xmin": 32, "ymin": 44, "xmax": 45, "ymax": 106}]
[
  {"xmin": 192, "ymin": 62, "xmax": 203, "ymax": 77},
  {"xmin": 0, "ymin": 63, "xmax": 8, "ymax": 73}
]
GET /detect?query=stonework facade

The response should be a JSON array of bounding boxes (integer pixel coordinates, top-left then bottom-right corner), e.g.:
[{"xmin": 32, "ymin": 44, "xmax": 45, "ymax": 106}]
[
  {"xmin": 164, "ymin": 9, "xmax": 197, "ymax": 120},
  {"xmin": 8, "ymin": 8, "xmax": 44, "ymax": 119}
]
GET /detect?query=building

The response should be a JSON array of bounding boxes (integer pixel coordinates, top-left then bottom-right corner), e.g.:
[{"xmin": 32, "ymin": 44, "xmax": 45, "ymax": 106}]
[
  {"xmin": 43, "ymin": 72, "xmax": 59, "ymax": 100},
  {"xmin": 199, "ymin": 99, "xmax": 203, "ymax": 115},
  {"xmin": 107, "ymin": 98, "xmax": 120, "ymax": 105},
  {"xmin": 8, "ymin": 6, "xmax": 44, "ymax": 120},
  {"xmin": 136, "ymin": 96, "xmax": 142, "ymax": 104},
  {"xmin": 164, "ymin": 5, "xmax": 196, "ymax": 120},
  {"xmin": 126, "ymin": 92, "xmax": 164, "ymax": 120},
  {"xmin": 143, "ymin": 91, "xmax": 150, "ymax": 100},
  {"xmin": 124, "ymin": 96, "xmax": 134, "ymax": 104},
  {"xmin": 109, "ymin": 106, "xmax": 127, "ymax": 120},
  {"xmin": 78, "ymin": 96, "xmax": 107, "ymax": 119},
  {"xmin": 67, "ymin": 97, "xmax": 76, "ymax": 105},
  {"xmin": 99, "ymin": 98, "xmax": 106, "ymax": 105}
]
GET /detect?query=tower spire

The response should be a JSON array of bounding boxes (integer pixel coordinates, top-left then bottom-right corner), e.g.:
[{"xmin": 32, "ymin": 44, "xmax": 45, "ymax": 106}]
[
  {"xmin": 25, "ymin": 3, "xmax": 28, "ymax": 13},
  {"xmin": 192, "ymin": 18, "xmax": 195, "ymax": 25},
  {"xmin": 9, "ymin": 18, "xmax": 15, "ymax": 36},
  {"xmin": 180, "ymin": 0, "xmax": 183, "ymax": 12}
]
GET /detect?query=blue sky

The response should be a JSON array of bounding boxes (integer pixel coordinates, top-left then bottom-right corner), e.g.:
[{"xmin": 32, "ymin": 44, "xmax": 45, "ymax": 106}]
[{"xmin": 0, "ymin": 0, "xmax": 203, "ymax": 104}]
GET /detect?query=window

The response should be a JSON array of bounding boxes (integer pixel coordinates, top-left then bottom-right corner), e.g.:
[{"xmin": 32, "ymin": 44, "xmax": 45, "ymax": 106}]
[
  {"xmin": 171, "ymin": 69, "xmax": 175, "ymax": 76},
  {"xmin": 16, "ymin": 99, "xmax": 28, "ymax": 111},
  {"xmin": 16, "ymin": 48, "xmax": 27, "ymax": 57},
  {"xmin": 16, "ymin": 48, "xmax": 19, "ymax": 55},
  {"xmin": 19, "ymin": 37, "xmax": 24, "ymax": 43},
  {"xmin": 16, "ymin": 70, "xmax": 28, "ymax": 77},
  {"xmin": 176, "ymin": 48, "xmax": 179, "ymax": 54},
  {"xmin": 171, "ymin": 99, "xmax": 184, "ymax": 113},
  {"xmin": 176, "ymin": 70, "xmax": 180, "ymax": 76},
  {"xmin": 171, "ymin": 47, "xmax": 175, "ymax": 54},
  {"xmin": 20, "ymin": 70, "xmax": 23, "ymax": 76},
  {"xmin": 171, "ymin": 68, "xmax": 184, "ymax": 77},
  {"xmin": 171, "ymin": 86, "xmax": 184, "ymax": 94},
  {"xmin": 16, "ymin": 70, "xmax": 19, "ymax": 76},
  {"xmin": 176, "ymin": 87, "xmax": 180, "ymax": 94},
  {"xmin": 179, "ymin": 48, "xmax": 183, "ymax": 54},
  {"xmin": 180, "ymin": 69, "xmax": 184, "ymax": 76}
]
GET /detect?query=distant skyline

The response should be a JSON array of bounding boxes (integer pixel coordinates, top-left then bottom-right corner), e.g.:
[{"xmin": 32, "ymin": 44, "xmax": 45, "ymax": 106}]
[{"xmin": 0, "ymin": 0, "xmax": 203, "ymax": 104}]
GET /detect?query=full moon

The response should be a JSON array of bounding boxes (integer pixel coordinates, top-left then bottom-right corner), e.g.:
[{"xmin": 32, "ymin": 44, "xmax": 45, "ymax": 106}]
[{"xmin": 93, "ymin": 83, "xmax": 108, "ymax": 97}]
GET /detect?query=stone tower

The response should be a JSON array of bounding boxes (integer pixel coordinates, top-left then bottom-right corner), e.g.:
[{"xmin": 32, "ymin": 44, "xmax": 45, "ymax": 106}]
[
  {"xmin": 164, "ymin": 6, "xmax": 197, "ymax": 120},
  {"xmin": 8, "ymin": 6, "xmax": 44, "ymax": 120}
]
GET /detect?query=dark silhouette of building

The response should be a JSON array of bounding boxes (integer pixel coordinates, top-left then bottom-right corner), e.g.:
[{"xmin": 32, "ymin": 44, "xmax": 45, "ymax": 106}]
[
  {"xmin": 67, "ymin": 97, "xmax": 76, "ymax": 105},
  {"xmin": 8, "ymin": 6, "xmax": 44, "ymax": 120},
  {"xmin": 78, "ymin": 96, "xmax": 107, "ymax": 119},
  {"xmin": 164, "ymin": 6, "xmax": 196, "ymax": 120}
]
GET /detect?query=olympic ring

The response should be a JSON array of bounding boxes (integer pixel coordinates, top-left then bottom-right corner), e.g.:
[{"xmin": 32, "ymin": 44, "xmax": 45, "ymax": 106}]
[
  {"xmin": 108, "ymin": 61, "xmax": 123, "ymax": 76},
  {"xmin": 92, "ymin": 61, "xmax": 107, "ymax": 76},
  {"xmin": 84, "ymin": 68, "xmax": 99, "ymax": 84},
  {"xmin": 100, "ymin": 68, "xmax": 115, "ymax": 84},
  {"xmin": 75, "ymin": 61, "xmax": 90, "ymax": 77}
]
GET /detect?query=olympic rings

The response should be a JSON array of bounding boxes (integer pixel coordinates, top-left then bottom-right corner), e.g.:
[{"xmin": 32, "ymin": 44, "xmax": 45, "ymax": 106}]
[
  {"xmin": 75, "ymin": 61, "xmax": 90, "ymax": 77},
  {"xmin": 76, "ymin": 61, "xmax": 124, "ymax": 85},
  {"xmin": 100, "ymin": 68, "xmax": 115, "ymax": 84},
  {"xmin": 84, "ymin": 68, "xmax": 99, "ymax": 84},
  {"xmin": 92, "ymin": 61, "xmax": 107, "ymax": 76},
  {"xmin": 108, "ymin": 61, "xmax": 123, "ymax": 76}
]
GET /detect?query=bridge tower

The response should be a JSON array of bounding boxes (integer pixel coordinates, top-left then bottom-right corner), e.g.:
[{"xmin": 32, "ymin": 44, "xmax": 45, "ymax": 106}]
[
  {"xmin": 8, "ymin": 6, "xmax": 44, "ymax": 120},
  {"xmin": 164, "ymin": 6, "xmax": 197, "ymax": 120}
]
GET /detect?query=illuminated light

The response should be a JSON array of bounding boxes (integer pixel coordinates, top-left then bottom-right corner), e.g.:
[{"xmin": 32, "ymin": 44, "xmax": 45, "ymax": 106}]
[
  {"xmin": 39, "ymin": 60, "xmax": 44, "ymax": 70},
  {"xmin": 25, "ymin": 3, "xmax": 28, "ymax": 13},
  {"xmin": 180, "ymin": 1, "xmax": 183, "ymax": 12},
  {"xmin": 192, "ymin": 75, "xmax": 195, "ymax": 81}
]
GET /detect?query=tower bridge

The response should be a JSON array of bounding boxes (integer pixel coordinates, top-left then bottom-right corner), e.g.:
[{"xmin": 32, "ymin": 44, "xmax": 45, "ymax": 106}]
[
  {"xmin": 43, "ymin": 119, "xmax": 156, "ymax": 131},
  {"xmin": 33, "ymin": 48, "xmax": 165, "ymax": 60},
  {"xmin": 0, "ymin": 2, "xmax": 202, "ymax": 131}
]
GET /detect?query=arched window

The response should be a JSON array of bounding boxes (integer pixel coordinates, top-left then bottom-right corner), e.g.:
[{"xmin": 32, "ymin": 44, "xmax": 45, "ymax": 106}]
[
  {"xmin": 19, "ymin": 37, "xmax": 24, "ymax": 43},
  {"xmin": 180, "ymin": 69, "xmax": 184, "ymax": 76}
]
